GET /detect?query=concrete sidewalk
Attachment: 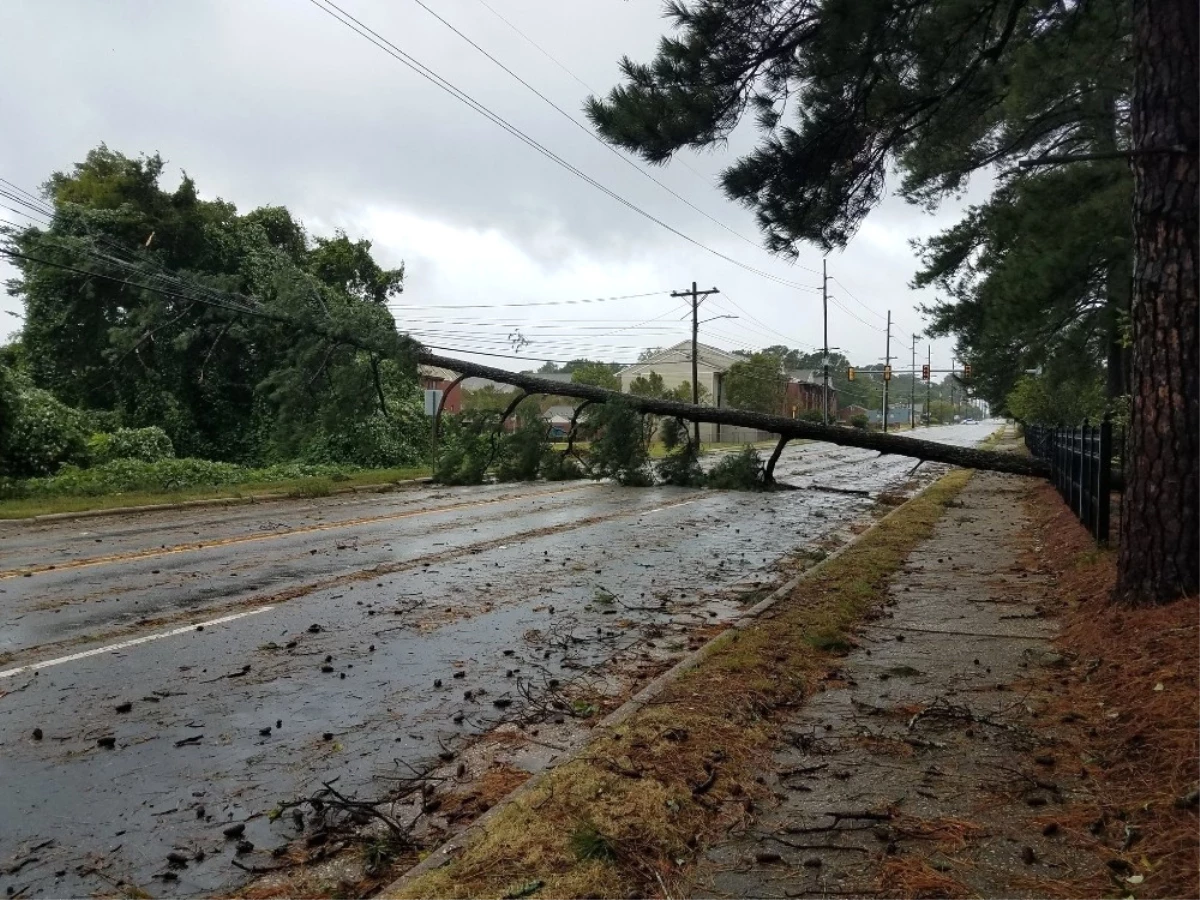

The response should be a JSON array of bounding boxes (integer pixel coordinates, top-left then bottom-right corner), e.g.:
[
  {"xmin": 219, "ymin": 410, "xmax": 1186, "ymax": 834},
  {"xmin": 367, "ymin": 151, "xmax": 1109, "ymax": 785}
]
[{"xmin": 688, "ymin": 471, "xmax": 1091, "ymax": 898}]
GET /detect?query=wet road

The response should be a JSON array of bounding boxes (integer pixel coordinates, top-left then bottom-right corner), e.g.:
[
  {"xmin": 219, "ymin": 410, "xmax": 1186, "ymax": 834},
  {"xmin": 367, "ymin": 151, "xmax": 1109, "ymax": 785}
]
[{"xmin": 0, "ymin": 423, "xmax": 997, "ymax": 897}]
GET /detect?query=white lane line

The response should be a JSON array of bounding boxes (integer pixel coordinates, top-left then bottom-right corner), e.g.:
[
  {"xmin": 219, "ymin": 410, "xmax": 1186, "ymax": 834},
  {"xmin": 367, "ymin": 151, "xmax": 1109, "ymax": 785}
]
[
  {"xmin": 642, "ymin": 498, "xmax": 701, "ymax": 515},
  {"xmin": 0, "ymin": 606, "xmax": 276, "ymax": 680}
]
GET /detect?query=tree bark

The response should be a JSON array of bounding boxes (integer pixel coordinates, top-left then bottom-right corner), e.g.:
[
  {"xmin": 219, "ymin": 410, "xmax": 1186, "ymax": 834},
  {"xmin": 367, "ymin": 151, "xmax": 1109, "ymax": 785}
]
[
  {"xmin": 417, "ymin": 351, "xmax": 1050, "ymax": 479},
  {"xmin": 1115, "ymin": 0, "xmax": 1199, "ymax": 604}
]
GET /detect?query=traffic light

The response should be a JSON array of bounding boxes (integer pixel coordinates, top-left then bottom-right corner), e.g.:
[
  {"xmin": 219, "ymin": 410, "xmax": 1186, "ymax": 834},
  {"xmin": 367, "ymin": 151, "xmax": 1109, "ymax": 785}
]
[
  {"xmin": 883, "ymin": 365, "xmax": 892, "ymax": 381},
  {"xmin": 847, "ymin": 367, "xmax": 856, "ymax": 381},
  {"xmin": 963, "ymin": 363, "xmax": 973, "ymax": 378},
  {"xmin": 921, "ymin": 364, "xmax": 930, "ymax": 381}
]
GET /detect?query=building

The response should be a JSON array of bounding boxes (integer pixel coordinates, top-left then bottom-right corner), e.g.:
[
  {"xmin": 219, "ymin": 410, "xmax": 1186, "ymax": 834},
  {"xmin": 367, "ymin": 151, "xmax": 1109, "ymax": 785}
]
[
  {"xmin": 838, "ymin": 404, "xmax": 870, "ymax": 423},
  {"xmin": 418, "ymin": 364, "xmax": 462, "ymax": 414},
  {"xmin": 616, "ymin": 341, "xmax": 741, "ymax": 442},
  {"xmin": 616, "ymin": 342, "xmax": 837, "ymax": 440},
  {"xmin": 542, "ymin": 405, "xmax": 576, "ymax": 438},
  {"xmin": 785, "ymin": 370, "xmax": 838, "ymax": 418}
]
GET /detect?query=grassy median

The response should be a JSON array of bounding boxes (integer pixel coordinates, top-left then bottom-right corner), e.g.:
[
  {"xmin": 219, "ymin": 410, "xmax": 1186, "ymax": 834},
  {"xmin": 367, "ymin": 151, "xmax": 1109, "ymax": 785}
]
[{"xmin": 390, "ymin": 468, "xmax": 974, "ymax": 900}]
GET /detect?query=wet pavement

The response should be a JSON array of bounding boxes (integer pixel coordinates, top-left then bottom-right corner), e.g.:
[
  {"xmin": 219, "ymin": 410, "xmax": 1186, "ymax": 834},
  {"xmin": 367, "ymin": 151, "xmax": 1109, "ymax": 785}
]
[{"xmin": 0, "ymin": 424, "xmax": 996, "ymax": 898}]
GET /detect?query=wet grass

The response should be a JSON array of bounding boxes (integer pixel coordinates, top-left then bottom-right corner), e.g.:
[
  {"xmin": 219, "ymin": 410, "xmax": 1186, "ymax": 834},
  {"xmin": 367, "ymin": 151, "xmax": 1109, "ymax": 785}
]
[
  {"xmin": 0, "ymin": 466, "xmax": 430, "ymax": 519},
  {"xmin": 388, "ymin": 468, "xmax": 974, "ymax": 900}
]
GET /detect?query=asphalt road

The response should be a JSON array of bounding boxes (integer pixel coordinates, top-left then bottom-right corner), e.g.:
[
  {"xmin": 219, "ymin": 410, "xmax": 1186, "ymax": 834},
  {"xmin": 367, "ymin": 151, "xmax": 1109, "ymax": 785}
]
[{"xmin": 0, "ymin": 422, "xmax": 998, "ymax": 897}]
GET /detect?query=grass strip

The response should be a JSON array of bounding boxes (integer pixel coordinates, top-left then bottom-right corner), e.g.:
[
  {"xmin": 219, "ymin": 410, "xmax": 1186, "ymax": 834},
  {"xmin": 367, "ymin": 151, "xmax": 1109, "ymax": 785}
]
[
  {"xmin": 0, "ymin": 466, "xmax": 430, "ymax": 520},
  {"xmin": 389, "ymin": 468, "xmax": 974, "ymax": 900}
]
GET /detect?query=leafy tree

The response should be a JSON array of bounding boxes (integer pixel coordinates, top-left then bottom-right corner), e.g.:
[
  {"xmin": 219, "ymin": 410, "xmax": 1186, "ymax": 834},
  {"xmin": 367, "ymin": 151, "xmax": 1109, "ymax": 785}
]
[
  {"xmin": 3, "ymin": 145, "xmax": 418, "ymax": 467},
  {"xmin": 570, "ymin": 362, "xmax": 620, "ymax": 390},
  {"xmin": 1005, "ymin": 373, "xmax": 1106, "ymax": 425},
  {"xmin": 629, "ymin": 371, "xmax": 667, "ymax": 398},
  {"xmin": 723, "ymin": 352, "xmax": 786, "ymax": 414}
]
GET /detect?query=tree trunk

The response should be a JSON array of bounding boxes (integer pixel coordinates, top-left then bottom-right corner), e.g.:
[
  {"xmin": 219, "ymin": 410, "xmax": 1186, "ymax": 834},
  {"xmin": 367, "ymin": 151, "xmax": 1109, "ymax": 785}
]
[
  {"xmin": 417, "ymin": 351, "xmax": 1050, "ymax": 479},
  {"xmin": 1115, "ymin": 0, "xmax": 1199, "ymax": 604}
]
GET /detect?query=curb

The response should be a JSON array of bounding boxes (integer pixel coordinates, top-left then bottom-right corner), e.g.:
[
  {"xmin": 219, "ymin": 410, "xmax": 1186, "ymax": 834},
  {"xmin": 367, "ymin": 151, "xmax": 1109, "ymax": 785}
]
[
  {"xmin": 380, "ymin": 472, "xmax": 960, "ymax": 897},
  {"xmin": 0, "ymin": 477, "xmax": 433, "ymax": 526}
]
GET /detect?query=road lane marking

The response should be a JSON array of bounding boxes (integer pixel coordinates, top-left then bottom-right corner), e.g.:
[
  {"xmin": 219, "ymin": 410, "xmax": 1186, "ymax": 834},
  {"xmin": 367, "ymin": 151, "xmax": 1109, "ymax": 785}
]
[
  {"xmin": 0, "ymin": 606, "xmax": 276, "ymax": 679},
  {"xmin": 1, "ymin": 483, "xmax": 597, "ymax": 581}
]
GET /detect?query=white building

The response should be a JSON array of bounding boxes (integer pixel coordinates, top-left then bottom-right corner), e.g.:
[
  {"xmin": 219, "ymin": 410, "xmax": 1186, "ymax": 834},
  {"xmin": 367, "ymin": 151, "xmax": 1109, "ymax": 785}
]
[{"xmin": 616, "ymin": 341, "xmax": 744, "ymax": 442}]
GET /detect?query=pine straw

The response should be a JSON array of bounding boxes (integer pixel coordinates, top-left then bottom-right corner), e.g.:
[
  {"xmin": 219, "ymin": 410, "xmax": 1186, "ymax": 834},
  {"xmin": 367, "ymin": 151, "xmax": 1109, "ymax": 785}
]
[
  {"xmin": 1024, "ymin": 481, "xmax": 1199, "ymax": 900},
  {"xmin": 876, "ymin": 856, "xmax": 973, "ymax": 898},
  {"xmin": 389, "ymin": 470, "xmax": 974, "ymax": 899}
]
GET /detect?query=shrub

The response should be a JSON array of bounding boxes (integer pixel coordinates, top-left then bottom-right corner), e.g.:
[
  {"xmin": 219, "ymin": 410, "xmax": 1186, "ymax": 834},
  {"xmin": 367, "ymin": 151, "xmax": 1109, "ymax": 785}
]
[
  {"xmin": 850, "ymin": 414, "xmax": 869, "ymax": 430},
  {"xmin": 704, "ymin": 446, "xmax": 765, "ymax": 490},
  {"xmin": 2, "ymin": 458, "xmax": 352, "ymax": 499},
  {"xmin": 304, "ymin": 410, "xmax": 425, "ymax": 469},
  {"xmin": 88, "ymin": 426, "xmax": 175, "ymax": 464},
  {"xmin": 1, "ymin": 386, "xmax": 90, "ymax": 478}
]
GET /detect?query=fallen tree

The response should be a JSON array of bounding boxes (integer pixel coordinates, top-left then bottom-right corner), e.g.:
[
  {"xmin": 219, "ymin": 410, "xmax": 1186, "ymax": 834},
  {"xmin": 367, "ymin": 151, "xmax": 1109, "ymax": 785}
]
[{"xmin": 418, "ymin": 351, "xmax": 1048, "ymax": 479}]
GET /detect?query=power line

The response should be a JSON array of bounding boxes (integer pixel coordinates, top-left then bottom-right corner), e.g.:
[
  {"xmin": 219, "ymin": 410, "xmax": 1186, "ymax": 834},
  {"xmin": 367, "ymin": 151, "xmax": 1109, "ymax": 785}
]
[
  {"xmin": 386, "ymin": 290, "xmax": 669, "ymax": 310},
  {"xmin": 306, "ymin": 0, "xmax": 822, "ymax": 292},
  {"xmin": 471, "ymin": 0, "xmax": 723, "ymax": 194}
]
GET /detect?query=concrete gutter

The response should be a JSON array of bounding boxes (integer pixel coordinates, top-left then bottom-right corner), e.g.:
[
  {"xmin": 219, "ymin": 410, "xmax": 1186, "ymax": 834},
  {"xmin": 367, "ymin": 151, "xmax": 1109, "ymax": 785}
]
[
  {"xmin": 381, "ymin": 477, "xmax": 947, "ymax": 896},
  {"xmin": 0, "ymin": 477, "xmax": 433, "ymax": 526}
]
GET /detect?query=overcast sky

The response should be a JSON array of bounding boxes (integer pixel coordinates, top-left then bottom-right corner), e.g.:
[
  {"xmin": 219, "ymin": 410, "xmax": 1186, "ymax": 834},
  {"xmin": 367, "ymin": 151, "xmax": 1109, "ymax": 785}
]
[{"xmin": 0, "ymin": 0, "xmax": 983, "ymax": 374}]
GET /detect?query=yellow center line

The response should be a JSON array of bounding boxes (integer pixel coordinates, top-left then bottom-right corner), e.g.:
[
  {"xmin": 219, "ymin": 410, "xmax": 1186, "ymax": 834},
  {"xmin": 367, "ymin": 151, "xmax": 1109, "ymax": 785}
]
[{"xmin": 1, "ymin": 483, "xmax": 597, "ymax": 581}]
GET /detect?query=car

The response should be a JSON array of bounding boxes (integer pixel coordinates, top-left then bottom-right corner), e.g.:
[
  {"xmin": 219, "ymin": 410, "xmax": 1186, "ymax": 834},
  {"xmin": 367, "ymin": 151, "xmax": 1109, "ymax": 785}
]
[{"xmin": 963, "ymin": 417, "xmax": 977, "ymax": 424}]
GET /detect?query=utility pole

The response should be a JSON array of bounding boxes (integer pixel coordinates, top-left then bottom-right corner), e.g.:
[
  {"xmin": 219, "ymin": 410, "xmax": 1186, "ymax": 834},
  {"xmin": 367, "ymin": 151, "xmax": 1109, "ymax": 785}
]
[
  {"xmin": 882, "ymin": 310, "xmax": 892, "ymax": 433},
  {"xmin": 909, "ymin": 334, "xmax": 917, "ymax": 429},
  {"xmin": 925, "ymin": 344, "xmax": 932, "ymax": 427},
  {"xmin": 670, "ymin": 281, "xmax": 720, "ymax": 449},
  {"xmin": 822, "ymin": 258, "xmax": 830, "ymax": 425}
]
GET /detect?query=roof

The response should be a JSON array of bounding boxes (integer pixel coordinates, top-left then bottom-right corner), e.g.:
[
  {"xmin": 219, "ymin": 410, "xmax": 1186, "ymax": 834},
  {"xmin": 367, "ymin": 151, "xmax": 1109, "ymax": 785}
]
[
  {"xmin": 542, "ymin": 405, "xmax": 577, "ymax": 419},
  {"xmin": 418, "ymin": 364, "xmax": 458, "ymax": 381},
  {"xmin": 617, "ymin": 340, "xmax": 741, "ymax": 378},
  {"xmin": 786, "ymin": 369, "xmax": 824, "ymax": 384},
  {"xmin": 460, "ymin": 377, "xmax": 518, "ymax": 393}
]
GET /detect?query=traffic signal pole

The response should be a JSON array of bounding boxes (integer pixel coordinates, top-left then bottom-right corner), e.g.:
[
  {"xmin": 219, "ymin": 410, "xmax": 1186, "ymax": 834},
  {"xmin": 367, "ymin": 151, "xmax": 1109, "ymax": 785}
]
[
  {"xmin": 926, "ymin": 345, "xmax": 932, "ymax": 427},
  {"xmin": 909, "ymin": 334, "xmax": 917, "ymax": 429}
]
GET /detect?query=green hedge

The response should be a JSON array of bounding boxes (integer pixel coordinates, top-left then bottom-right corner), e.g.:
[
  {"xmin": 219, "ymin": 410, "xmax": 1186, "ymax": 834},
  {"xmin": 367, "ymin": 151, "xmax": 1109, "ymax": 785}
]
[{"xmin": 2, "ymin": 458, "xmax": 354, "ymax": 499}]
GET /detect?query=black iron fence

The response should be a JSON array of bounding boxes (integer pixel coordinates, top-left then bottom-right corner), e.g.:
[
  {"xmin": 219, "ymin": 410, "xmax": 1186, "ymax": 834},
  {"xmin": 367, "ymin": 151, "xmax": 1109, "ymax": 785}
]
[{"xmin": 1024, "ymin": 418, "xmax": 1114, "ymax": 544}]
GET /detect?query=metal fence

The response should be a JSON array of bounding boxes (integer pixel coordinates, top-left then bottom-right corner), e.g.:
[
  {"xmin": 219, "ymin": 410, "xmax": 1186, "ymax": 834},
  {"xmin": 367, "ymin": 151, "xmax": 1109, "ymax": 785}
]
[{"xmin": 1024, "ymin": 419, "xmax": 1113, "ymax": 544}]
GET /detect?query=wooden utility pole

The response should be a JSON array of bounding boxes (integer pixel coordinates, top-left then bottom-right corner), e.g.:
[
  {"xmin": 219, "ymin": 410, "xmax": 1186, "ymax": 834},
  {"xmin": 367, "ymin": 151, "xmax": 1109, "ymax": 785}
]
[
  {"xmin": 882, "ymin": 310, "xmax": 892, "ymax": 433},
  {"xmin": 822, "ymin": 258, "xmax": 830, "ymax": 425},
  {"xmin": 670, "ymin": 281, "xmax": 720, "ymax": 449}
]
